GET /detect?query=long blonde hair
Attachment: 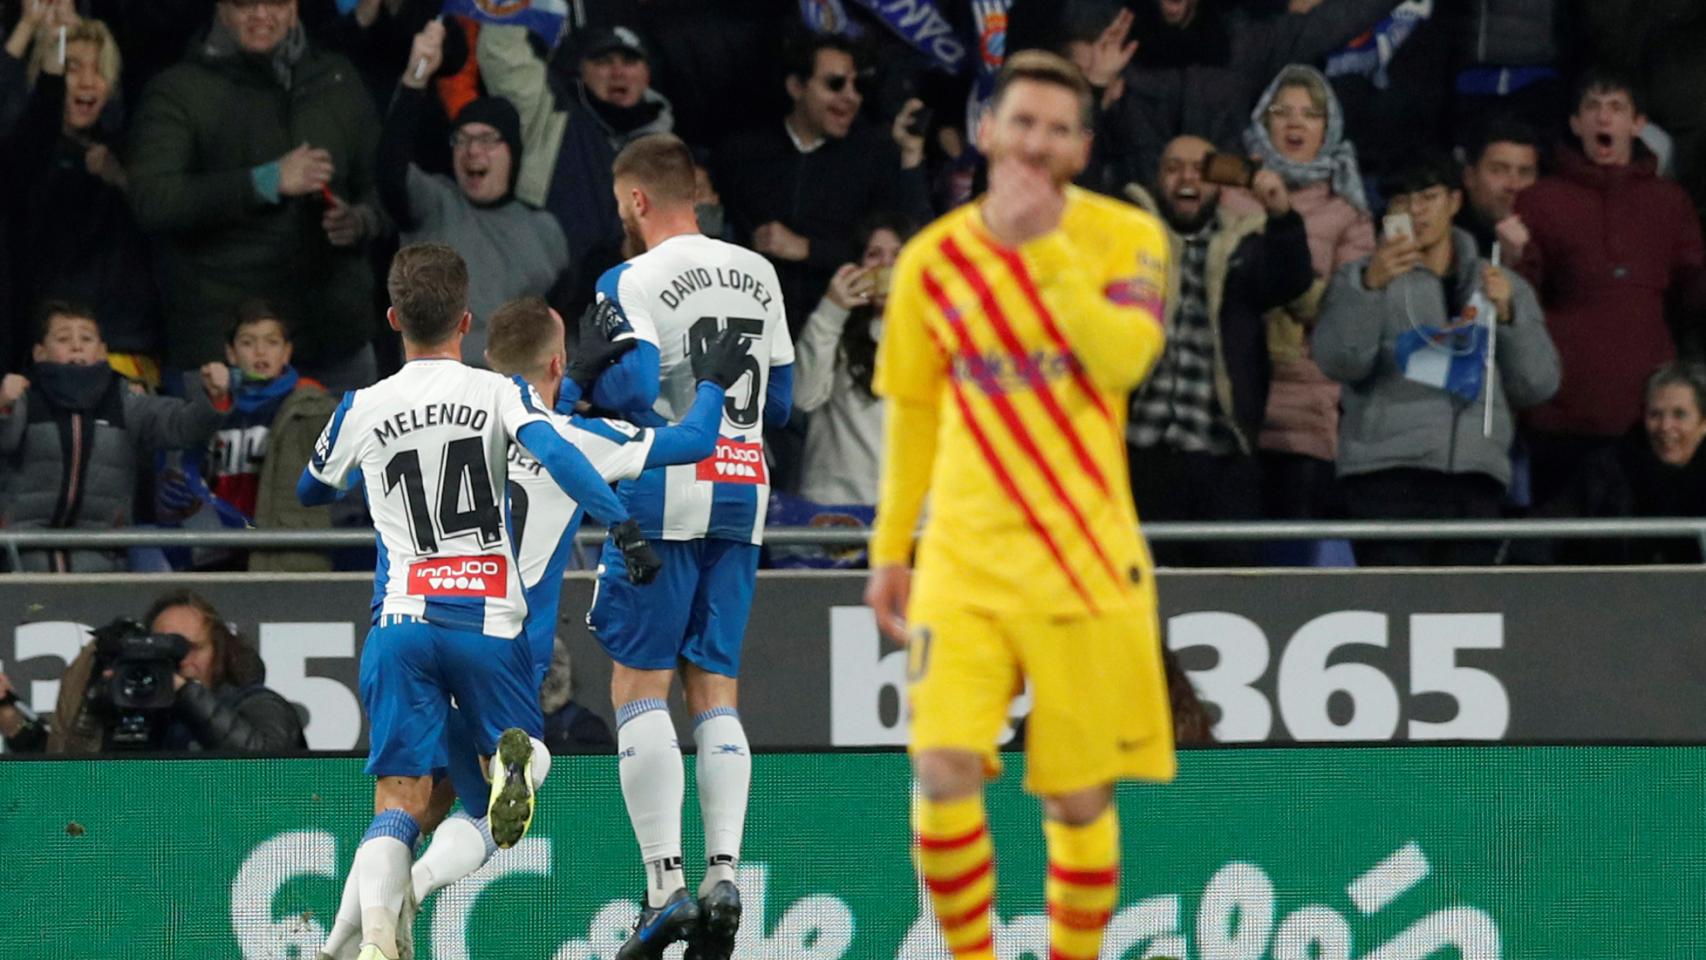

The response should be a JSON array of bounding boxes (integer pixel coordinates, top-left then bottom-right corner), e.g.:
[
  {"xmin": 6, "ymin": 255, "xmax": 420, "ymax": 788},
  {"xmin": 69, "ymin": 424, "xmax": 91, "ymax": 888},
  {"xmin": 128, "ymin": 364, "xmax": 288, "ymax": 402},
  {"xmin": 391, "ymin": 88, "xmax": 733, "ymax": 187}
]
[{"xmin": 27, "ymin": 19, "xmax": 122, "ymax": 92}]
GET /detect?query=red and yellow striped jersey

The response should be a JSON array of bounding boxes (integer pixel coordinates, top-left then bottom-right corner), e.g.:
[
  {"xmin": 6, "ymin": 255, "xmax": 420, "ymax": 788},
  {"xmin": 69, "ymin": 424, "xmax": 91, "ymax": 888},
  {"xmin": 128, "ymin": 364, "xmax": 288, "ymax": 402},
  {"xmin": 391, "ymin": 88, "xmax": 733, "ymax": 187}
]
[{"xmin": 869, "ymin": 186, "xmax": 1169, "ymax": 617}]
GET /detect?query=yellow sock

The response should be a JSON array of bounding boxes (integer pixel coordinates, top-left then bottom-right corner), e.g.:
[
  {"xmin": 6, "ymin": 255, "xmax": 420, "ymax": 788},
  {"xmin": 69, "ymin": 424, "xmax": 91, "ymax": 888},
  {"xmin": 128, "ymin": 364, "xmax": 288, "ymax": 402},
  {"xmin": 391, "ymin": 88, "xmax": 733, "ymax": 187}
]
[
  {"xmin": 913, "ymin": 793, "xmax": 997, "ymax": 959},
  {"xmin": 1044, "ymin": 807, "xmax": 1120, "ymax": 960}
]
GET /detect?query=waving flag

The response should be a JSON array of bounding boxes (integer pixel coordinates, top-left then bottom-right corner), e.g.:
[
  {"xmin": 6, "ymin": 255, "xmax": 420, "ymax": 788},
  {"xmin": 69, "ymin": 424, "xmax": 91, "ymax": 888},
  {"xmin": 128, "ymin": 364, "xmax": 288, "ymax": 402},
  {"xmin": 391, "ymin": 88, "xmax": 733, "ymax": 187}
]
[
  {"xmin": 1325, "ymin": 0, "xmax": 1432, "ymax": 90},
  {"xmin": 441, "ymin": 0, "xmax": 568, "ymax": 43},
  {"xmin": 1395, "ymin": 289, "xmax": 1494, "ymax": 403},
  {"xmin": 800, "ymin": 0, "xmax": 864, "ymax": 38},
  {"xmin": 847, "ymin": 0, "xmax": 967, "ymax": 73}
]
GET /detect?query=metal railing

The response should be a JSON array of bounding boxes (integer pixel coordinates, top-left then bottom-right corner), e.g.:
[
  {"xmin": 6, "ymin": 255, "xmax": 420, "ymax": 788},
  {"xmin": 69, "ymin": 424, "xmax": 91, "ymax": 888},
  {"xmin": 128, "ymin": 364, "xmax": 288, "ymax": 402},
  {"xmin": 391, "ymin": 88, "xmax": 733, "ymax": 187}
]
[{"xmin": 3, "ymin": 518, "xmax": 1705, "ymax": 568}]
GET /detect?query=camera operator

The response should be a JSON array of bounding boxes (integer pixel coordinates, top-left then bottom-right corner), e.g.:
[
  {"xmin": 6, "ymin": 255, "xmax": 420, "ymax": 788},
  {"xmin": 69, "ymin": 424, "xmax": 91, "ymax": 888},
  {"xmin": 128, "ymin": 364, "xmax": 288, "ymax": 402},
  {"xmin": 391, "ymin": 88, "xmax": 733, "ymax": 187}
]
[{"xmin": 0, "ymin": 590, "xmax": 306, "ymax": 753}]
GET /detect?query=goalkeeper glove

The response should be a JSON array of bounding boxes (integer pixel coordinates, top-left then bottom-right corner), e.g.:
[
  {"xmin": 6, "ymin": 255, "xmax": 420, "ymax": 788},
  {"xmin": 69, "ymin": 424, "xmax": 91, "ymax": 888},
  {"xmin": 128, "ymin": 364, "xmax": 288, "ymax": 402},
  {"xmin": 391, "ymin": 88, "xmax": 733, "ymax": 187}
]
[{"xmin": 610, "ymin": 518, "xmax": 662, "ymax": 585}]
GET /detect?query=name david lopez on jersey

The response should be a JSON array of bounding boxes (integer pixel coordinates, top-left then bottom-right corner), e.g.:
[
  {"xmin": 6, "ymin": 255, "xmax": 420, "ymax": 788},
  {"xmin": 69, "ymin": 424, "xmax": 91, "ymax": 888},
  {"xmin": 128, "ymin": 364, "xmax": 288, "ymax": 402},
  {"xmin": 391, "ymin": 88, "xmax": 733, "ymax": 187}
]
[
  {"xmin": 407, "ymin": 556, "xmax": 509, "ymax": 598},
  {"xmin": 658, "ymin": 266, "xmax": 776, "ymax": 312}
]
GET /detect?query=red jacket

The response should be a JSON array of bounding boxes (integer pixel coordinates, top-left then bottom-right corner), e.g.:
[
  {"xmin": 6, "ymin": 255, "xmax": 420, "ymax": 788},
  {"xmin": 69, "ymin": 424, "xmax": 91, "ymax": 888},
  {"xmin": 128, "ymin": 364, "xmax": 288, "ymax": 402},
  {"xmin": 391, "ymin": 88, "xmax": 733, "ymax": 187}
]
[{"xmin": 1516, "ymin": 145, "xmax": 1706, "ymax": 436}]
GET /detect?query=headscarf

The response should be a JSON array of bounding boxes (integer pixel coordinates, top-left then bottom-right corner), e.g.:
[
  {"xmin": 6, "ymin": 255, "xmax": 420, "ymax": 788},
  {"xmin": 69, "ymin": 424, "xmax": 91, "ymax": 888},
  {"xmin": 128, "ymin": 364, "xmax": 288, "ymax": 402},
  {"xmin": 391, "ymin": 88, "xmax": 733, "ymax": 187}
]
[{"xmin": 1243, "ymin": 64, "xmax": 1368, "ymax": 213}]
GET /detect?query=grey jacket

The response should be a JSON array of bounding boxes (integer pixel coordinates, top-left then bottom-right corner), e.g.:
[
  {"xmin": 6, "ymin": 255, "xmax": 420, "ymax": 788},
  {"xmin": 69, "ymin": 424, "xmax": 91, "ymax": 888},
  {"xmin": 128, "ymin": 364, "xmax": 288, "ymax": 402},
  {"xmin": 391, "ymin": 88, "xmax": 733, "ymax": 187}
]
[
  {"xmin": 1314, "ymin": 228, "xmax": 1559, "ymax": 487},
  {"xmin": 0, "ymin": 373, "xmax": 222, "ymax": 571}
]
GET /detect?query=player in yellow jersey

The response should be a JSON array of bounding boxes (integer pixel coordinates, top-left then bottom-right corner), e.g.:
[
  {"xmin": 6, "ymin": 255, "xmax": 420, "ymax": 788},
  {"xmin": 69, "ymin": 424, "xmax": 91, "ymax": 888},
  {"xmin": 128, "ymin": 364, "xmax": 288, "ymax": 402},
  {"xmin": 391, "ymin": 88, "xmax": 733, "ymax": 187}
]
[{"xmin": 864, "ymin": 50, "xmax": 1175, "ymax": 960}]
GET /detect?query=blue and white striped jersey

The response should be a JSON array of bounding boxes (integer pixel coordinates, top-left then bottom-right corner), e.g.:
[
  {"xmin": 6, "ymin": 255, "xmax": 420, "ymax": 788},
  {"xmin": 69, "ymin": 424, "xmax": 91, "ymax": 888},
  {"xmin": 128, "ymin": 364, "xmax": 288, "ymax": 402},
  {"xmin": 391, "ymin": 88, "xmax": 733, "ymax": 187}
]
[
  {"xmin": 308, "ymin": 360, "xmax": 553, "ymax": 638},
  {"xmin": 509, "ymin": 411, "xmax": 653, "ymax": 654},
  {"xmin": 599, "ymin": 234, "xmax": 795, "ymax": 544}
]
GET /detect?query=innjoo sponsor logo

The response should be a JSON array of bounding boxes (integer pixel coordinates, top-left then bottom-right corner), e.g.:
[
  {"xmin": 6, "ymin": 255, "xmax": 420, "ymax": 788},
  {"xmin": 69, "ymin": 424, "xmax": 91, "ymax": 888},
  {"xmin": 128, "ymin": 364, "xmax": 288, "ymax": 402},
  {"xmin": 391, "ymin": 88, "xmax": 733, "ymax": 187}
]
[
  {"xmin": 697, "ymin": 438, "xmax": 768, "ymax": 485},
  {"xmin": 407, "ymin": 555, "xmax": 508, "ymax": 598}
]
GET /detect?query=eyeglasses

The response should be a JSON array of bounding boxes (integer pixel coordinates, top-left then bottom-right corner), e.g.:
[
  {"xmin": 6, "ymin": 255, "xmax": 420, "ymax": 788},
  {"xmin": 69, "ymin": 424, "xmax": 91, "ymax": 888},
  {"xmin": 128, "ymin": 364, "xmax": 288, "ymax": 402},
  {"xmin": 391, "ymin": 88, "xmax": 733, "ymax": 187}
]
[
  {"xmin": 1266, "ymin": 105, "xmax": 1326, "ymax": 122},
  {"xmin": 820, "ymin": 73, "xmax": 864, "ymax": 95},
  {"xmin": 450, "ymin": 131, "xmax": 504, "ymax": 151}
]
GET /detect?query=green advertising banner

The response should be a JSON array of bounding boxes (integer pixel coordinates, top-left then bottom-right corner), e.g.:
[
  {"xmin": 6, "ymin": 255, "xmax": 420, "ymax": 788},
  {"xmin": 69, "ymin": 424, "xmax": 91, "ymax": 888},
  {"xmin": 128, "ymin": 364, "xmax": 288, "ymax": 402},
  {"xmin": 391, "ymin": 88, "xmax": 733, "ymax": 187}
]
[{"xmin": 0, "ymin": 748, "xmax": 1700, "ymax": 959}]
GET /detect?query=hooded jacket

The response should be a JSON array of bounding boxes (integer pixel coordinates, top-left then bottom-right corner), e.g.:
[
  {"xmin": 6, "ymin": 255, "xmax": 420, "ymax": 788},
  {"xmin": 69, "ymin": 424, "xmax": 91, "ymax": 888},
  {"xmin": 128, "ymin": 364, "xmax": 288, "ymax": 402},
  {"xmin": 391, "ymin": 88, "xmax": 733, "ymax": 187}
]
[
  {"xmin": 1123, "ymin": 183, "xmax": 1314, "ymax": 452},
  {"xmin": 0, "ymin": 363, "xmax": 221, "ymax": 571},
  {"xmin": 1315, "ymin": 227, "xmax": 1560, "ymax": 487},
  {"xmin": 126, "ymin": 23, "xmax": 381, "ymax": 370},
  {"xmin": 1515, "ymin": 144, "xmax": 1706, "ymax": 437}
]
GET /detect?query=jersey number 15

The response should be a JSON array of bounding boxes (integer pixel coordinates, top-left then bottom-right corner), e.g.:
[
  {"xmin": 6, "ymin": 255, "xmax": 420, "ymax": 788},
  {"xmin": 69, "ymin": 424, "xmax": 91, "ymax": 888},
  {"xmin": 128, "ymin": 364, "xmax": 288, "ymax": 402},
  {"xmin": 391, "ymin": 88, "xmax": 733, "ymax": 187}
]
[{"xmin": 689, "ymin": 316, "xmax": 763, "ymax": 429}]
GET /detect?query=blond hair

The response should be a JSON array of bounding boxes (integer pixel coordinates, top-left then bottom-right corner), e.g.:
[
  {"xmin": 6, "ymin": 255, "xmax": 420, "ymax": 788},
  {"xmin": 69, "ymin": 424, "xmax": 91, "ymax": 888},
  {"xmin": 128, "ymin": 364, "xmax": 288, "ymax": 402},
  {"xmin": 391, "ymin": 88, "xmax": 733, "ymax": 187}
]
[{"xmin": 28, "ymin": 19, "xmax": 122, "ymax": 91}]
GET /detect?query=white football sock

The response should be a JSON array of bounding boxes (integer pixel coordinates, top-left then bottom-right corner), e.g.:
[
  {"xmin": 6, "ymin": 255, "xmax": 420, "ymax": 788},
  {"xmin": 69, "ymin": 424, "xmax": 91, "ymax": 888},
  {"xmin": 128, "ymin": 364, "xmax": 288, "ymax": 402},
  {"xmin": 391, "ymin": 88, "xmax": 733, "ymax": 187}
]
[
  {"xmin": 412, "ymin": 811, "xmax": 497, "ymax": 903},
  {"xmin": 319, "ymin": 862, "xmax": 361, "ymax": 960},
  {"xmin": 354, "ymin": 810, "xmax": 419, "ymax": 958},
  {"xmin": 617, "ymin": 698, "xmax": 685, "ymax": 908},
  {"xmin": 693, "ymin": 707, "xmax": 750, "ymax": 894}
]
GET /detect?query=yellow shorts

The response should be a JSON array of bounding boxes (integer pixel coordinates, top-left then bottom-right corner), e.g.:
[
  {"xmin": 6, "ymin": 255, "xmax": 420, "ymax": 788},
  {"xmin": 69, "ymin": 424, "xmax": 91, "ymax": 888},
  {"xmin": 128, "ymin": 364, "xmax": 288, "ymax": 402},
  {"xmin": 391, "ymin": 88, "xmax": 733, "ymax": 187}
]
[{"xmin": 905, "ymin": 595, "xmax": 1177, "ymax": 796}]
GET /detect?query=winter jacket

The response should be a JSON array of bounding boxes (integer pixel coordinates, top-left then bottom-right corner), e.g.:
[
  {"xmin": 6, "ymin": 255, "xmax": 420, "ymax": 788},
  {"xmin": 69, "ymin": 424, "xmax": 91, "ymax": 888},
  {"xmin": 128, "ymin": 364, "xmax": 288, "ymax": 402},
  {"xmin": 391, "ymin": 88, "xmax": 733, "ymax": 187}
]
[
  {"xmin": 477, "ymin": 24, "xmax": 673, "ymax": 313},
  {"xmin": 8, "ymin": 74, "xmax": 159, "ymax": 356},
  {"xmin": 1123, "ymin": 184, "xmax": 1315, "ymax": 453},
  {"xmin": 0, "ymin": 364, "xmax": 221, "ymax": 571},
  {"xmin": 1315, "ymin": 227, "xmax": 1560, "ymax": 487},
  {"xmin": 1096, "ymin": 0, "xmax": 1406, "ymax": 190},
  {"xmin": 249, "ymin": 379, "xmax": 339, "ymax": 573},
  {"xmin": 377, "ymin": 84, "xmax": 570, "ymax": 364},
  {"xmin": 126, "ymin": 27, "xmax": 382, "ymax": 370},
  {"xmin": 1535, "ymin": 428, "xmax": 1706, "ymax": 564},
  {"xmin": 24, "ymin": 633, "xmax": 306, "ymax": 754},
  {"xmin": 1221, "ymin": 180, "xmax": 1375, "ymax": 461},
  {"xmin": 1450, "ymin": 0, "xmax": 1562, "ymax": 69},
  {"xmin": 795, "ymin": 298, "xmax": 883, "ymax": 505},
  {"xmin": 714, "ymin": 122, "xmax": 933, "ymax": 334},
  {"xmin": 1515, "ymin": 144, "xmax": 1706, "ymax": 437}
]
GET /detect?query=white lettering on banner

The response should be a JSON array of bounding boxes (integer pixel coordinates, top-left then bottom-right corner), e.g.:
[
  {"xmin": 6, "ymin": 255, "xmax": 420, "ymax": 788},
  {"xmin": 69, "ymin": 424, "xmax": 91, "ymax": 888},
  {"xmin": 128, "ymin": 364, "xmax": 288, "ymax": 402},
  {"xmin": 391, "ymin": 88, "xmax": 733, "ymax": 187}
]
[
  {"xmin": 828, "ymin": 606, "xmax": 1028, "ymax": 747},
  {"xmin": 231, "ymin": 830, "xmax": 337, "ymax": 960},
  {"xmin": 435, "ymin": 838, "xmax": 551, "ymax": 960},
  {"xmin": 1166, "ymin": 611, "xmax": 1510, "ymax": 742},
  {"xmin": 13, "ymin": 620, "xmax": 90, "ymax": 717},
  {"xmin": 258, "ymin": 623, "xmax": 361, "ymax": 750},
  {"xmin": 228, "ymin": 832, "xmax": 1500, "ymax": 960},
  {"xmin": 876, "ymin": 0, "xmax": 966, "ymax": 63}
]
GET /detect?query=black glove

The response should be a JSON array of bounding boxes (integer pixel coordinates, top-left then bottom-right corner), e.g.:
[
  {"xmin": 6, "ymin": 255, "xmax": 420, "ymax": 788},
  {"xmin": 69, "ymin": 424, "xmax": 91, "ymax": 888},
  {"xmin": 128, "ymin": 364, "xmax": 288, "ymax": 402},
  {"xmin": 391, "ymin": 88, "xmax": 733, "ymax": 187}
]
[
  {"xmin": 610, "ymin": 518, "xmax": 662, "ymax": 585},
  {"xmin": 693, "ymin": 327, "xmax": 751, "ymax": 390},
  {"xmin": 565, "ymin": 300, "xmax": 639, "ymax": 391}
]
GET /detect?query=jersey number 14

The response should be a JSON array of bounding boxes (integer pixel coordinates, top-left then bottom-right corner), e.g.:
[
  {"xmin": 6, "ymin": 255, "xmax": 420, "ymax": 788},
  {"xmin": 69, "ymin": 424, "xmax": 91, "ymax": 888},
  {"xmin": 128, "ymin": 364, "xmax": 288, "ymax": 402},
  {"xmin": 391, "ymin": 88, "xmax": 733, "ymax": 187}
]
[{"xmin": 383, "ymin": 436, "xmax": 503, "ymax": 553}]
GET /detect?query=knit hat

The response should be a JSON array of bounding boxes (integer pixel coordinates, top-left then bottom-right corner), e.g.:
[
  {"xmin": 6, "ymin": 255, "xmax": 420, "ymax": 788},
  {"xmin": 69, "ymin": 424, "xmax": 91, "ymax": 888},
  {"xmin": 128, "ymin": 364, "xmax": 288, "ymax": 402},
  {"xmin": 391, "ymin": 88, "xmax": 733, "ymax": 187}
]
[{"xmin": 453, "ymin": 96, "xmax": 524, "ymax": 199}]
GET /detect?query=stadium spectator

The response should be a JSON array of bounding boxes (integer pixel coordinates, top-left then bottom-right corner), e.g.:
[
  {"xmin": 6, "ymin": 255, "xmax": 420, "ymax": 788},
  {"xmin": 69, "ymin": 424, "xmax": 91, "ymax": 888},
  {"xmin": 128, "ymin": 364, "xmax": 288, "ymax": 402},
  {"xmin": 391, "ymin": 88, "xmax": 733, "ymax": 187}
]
[
  {"xmin": 712, "ymin": 31, "xmax": 933, "ymax": 335},
  {"xmin": 298, "ymin": 0, "xmax": 457, "ymax": 107},
  {"xmin": 1455, "ymin": 117, "xmax": 1542, "ymax": 260},
  {"xmin": 537, "ymin": 634, "xmax": 615, "ymax": 752},
  {"xmin": 1080, "ymin": 0, "xmax": 1413, "ymax": 194},
  {"xmin": 0, "ymin": 589, "xmax": 307, "ymax": 753},
  {"xmin": 155, "ymin": 302, "xmax": 338, "ymax": 572},
  {"xmin": 0, "ymin": 302, "xmax": 226, "ymax": 572},
  {"xmin": 378, "ymin": 20, "xmax": 570, "ymax": 366},
  {"xmin": 1322, "ymin": 0, "xmax": 1453, "ymax": 196},
  {"xmin": 1447, "ymin": 0, "xmax": 1568, "ymax": 142},
  {"xmin": 8, "ymin": 15, "xmax": 161, "ymax": 388},
  {"xmin": 1219, "ymin": 64, "xmax": 1375, "ymax": 521},
  {"xmin": 1575, "ymin": 0, "xmax": 1706, "ymax": 224},
  {"xmin": 127, "ymin": 0, "xmax": 384, "ymax": 392},
  {"xmin": 1314, "ymin": 154, "xmax": 1559, "ymax": 566},
  {"xmin": 1122, "ymin": 135, "xmax": 1315, "ymax": 566},
  {"xmin": 1514, "ymin": 69, "xmax": 1706, "ymax": 505},
  {"xmin": 794, "ymin": 213, "xmax": 912, "ymax": 508},
  {"xmin": 478, "ymin": 22, "xmax": 674, "ymax": 313},
  {"xmin": 1534, "ymin": 362, "xmax": 1706, "ymax": 565}
]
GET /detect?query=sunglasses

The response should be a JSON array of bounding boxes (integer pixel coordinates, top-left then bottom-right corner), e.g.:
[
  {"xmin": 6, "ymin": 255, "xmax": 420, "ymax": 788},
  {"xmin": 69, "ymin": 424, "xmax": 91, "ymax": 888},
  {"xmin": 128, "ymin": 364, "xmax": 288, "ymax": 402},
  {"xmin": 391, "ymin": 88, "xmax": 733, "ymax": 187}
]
[{"xmin": 820, "ymin": 73, "xmax": 865, "ymax": 95}]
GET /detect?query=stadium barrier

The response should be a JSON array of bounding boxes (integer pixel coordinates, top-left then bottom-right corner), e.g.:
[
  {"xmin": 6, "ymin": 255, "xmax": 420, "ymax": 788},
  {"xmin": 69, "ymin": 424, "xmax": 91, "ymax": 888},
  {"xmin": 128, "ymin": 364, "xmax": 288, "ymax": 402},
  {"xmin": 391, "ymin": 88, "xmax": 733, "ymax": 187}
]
[
  {"xmin": 3, "ymin": 568, "xmax": 1704, "ymax": 751},
  {"xmin": 0, "ymin": 748, "xmax": 1696, "ymax": 960}
]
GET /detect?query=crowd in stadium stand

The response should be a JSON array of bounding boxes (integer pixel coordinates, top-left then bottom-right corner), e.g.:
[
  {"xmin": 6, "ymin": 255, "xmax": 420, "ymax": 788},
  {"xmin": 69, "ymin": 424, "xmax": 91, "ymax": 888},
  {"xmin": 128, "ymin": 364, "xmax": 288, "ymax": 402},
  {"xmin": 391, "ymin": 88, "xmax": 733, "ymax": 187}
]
[{"xmin": 0, "ymin": 0, "xmax": 1702, "ymax": 571}]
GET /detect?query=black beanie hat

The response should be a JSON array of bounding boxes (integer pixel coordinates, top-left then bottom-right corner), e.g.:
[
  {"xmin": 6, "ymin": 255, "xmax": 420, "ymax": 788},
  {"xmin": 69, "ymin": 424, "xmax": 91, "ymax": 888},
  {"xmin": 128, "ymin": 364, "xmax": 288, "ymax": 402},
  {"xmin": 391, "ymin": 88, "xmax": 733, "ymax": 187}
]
[{"xmin": 453, "ymin": 97, "xmax": 524, "ymax": 198}]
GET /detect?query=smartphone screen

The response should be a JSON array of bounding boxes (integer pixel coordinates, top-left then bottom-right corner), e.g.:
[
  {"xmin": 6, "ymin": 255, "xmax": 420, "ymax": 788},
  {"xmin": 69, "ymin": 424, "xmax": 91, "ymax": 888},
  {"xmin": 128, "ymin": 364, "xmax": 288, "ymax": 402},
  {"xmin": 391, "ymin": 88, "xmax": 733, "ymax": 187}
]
[{"xmin": 1383, "ymin": 212, "xmax": 1415, "ymax": 243}]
